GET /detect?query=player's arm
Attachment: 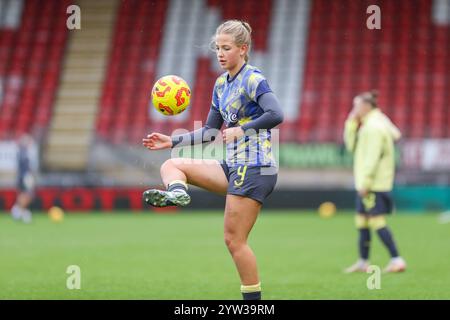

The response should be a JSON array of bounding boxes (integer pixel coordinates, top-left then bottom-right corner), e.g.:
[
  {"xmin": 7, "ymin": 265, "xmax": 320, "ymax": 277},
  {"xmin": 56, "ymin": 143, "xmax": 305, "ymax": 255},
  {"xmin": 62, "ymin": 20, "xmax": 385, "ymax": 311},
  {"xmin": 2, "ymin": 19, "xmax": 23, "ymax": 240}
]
[
  {"xmin": 26, "ymin": 141, "xmax": 39, "ymax": 175},
  {"xmin": 386, "ymin": 116, "xmax": 402, "ymax": 141},
  {"xmin": 343, "ymin": 112, "xmax": 360, "ymax": 153},
  {"xmin": 142, "ymin": 106, "xmax": 223, "ymax": 150},
  {"xmin": 144, "ymin": 77, "xmax": 224, "ymax": 150},
  {"xmin": 358, "ymin": 126, "xmax": 384, "ymax": 191},
  {"xmin": 344, "ymin": 118, "xmax": 358, "ymax": 153},
  {"xmin": 171, "ymin": 106, "xmax": 224, "ymax": 147},
  {"xmin": 222, "ymin": 81, "xmax": 283, "ymax": 143},
  {"xmin": 241, "ymin": 92, "xmax": 284, "ymax": 132}
]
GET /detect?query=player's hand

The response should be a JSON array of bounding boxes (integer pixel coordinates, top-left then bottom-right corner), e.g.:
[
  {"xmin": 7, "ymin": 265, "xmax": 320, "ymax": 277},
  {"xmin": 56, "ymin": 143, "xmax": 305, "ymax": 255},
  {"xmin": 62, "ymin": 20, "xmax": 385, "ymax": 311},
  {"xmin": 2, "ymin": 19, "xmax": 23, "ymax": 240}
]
[
  {"xmin": 348, "ymin": 109, "xmax": 359, "ymax": 121},
  {"xmin": 222, "ymin": 127, "xmax": 244, "ymax": 144},
  {"xmin": 142, "ymin": 133, "xmax": 172, "ymax": 150},
  {"xmin": 358, "ymin": 188, "xmax": 369, "ymax": 197}
]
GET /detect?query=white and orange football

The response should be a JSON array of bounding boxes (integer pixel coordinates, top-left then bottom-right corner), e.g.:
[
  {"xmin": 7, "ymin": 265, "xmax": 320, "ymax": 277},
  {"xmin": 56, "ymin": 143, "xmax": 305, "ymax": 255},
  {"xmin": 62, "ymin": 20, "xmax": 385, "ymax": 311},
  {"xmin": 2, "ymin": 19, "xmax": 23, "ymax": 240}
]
[{"xmin": 151, "ymin": 75, "xmax": 191, "ymax": 116}]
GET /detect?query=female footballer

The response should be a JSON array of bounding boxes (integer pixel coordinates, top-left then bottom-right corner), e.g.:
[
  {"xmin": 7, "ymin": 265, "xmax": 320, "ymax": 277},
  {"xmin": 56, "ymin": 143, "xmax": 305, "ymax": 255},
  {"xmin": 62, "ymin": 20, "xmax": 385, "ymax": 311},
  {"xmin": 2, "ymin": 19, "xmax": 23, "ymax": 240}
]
[
  {"xmin": 343, "ymin": 91, "xmax": 406, "ymax": 274},
  {"xmin": 142, "ymin": 20, "xmax": 283, "ymax": 300}
]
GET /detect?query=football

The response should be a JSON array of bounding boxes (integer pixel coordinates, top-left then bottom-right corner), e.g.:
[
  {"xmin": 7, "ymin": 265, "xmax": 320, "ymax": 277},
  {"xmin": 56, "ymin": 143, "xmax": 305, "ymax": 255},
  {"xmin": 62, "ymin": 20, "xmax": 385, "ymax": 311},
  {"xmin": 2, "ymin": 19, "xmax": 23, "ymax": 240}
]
[
  {"xmin": 151, "ymin": 75, "xmax": 191, "ymax": 116},
  {"xmin": 318, "ymin": 201, "xmax": 336, "ymax": 219},
  {"xmin": 48, "ymin": 206, "xmax": 64, "ymax": 223}
]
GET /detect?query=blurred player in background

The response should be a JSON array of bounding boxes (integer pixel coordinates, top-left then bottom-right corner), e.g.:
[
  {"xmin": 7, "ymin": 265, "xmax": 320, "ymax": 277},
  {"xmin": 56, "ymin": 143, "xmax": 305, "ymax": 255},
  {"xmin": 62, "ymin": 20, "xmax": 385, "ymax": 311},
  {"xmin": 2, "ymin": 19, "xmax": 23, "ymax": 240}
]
[
  {"xmin": 142, "ymin": 20, "xmax": 283, "ymax": 300},
  {"xmin": 11, "ymin": 134, "xmax": 38, "ymax": 223},
  {"xmin": 343, "ymin": 91, "xmax": 407, "ymax": 273}
]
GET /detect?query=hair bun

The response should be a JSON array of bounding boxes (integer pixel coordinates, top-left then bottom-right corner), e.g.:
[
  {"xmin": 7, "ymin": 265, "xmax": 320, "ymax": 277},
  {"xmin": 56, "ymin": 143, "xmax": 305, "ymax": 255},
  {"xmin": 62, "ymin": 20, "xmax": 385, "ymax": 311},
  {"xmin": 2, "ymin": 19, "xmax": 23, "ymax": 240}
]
[
  {"xmin": 370, "ymin": 90, "xmax": 379, "ymax": 99},
  {"xmin": 241, "ymin": 21, "xmax": 252, "ymax": 34}
]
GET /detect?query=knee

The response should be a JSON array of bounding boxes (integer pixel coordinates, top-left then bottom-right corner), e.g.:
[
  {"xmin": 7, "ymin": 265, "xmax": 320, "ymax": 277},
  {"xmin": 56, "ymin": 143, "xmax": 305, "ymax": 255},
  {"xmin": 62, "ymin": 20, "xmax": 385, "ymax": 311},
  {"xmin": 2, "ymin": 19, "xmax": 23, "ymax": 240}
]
[
  {"xmin": 160, "ymin": 158, "xmax": 178, "ymax": 174},
  {"xmin": 224, "ymin": 233, "xmax": 234, "ymax": 251},
  {"xmin": 224, "ymin": 232, "xmax": 244, "ymax": 254},
  {"xmin": 161, "ymin": 158, "xmax": 186, "ymax": 171}
]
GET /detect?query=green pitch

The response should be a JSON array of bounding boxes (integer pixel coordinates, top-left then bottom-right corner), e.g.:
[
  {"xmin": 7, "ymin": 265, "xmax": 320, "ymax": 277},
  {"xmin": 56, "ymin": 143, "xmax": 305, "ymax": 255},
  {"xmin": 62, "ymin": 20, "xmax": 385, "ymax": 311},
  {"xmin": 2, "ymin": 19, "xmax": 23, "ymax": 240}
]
[{"xmin": 1, "ymin": 210, "xmax": 449, "ymax": 300}]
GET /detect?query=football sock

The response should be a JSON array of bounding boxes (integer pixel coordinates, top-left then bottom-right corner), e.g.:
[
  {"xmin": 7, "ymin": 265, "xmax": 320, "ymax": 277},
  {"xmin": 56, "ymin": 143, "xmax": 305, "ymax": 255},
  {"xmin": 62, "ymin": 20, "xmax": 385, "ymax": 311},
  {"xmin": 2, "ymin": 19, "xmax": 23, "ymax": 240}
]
[
  {"xmin": 167, "ymin": 180, "xmax": 188, "ymax": 193},
  {"xmin": 11, "ymin": 205, "xmax": 22, "ymax": 220},
  {"xmin": 376, "ymin": 227, "xmax": 399, "ymax": 258},
  {"xmin": 21, "ymin": 209, "xmax": 32, "ymax": 223},
  {"xmin": 241, "ymin": 282, "xmax": 261, "ymax": 300},
  {"xmin": 358, "ymin": 228, "xmax": 371, "ymax": 260}
]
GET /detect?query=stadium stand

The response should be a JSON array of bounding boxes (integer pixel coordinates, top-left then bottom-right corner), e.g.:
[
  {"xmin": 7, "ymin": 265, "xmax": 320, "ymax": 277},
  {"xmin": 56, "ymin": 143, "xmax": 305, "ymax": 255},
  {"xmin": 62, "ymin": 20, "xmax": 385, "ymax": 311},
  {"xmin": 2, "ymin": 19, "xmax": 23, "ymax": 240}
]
[
  {"xmin": 298, "ymin": 0, "xmax": 450, "ymax": 142},
  {"xmin": 97, "ymin": 0, "xmax": 310, "ymax": 143},
  {"xmin": 0, "ymin": 0, "xmax": 69, "ymax": 140},
  {"xmin": 44, "ymin": 0, "xmax": 118, "ymax": 170},
  {"xmin": 0, "ymin": 0, "xmax": 448, "ymax": 170},
  {"xmin": 0, "ymin": 0, "xmax": 448, "ymax": 210},
  {"xmin": 96, "ymin": 0, "xmax": 168, "ymax": 143}
]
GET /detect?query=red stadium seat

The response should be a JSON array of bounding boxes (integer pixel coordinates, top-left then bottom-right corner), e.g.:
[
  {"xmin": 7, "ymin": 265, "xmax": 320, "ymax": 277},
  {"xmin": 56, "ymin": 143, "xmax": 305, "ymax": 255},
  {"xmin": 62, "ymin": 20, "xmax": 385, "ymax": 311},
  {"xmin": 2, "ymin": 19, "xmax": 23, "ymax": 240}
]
[
  {"xmin": 97, "ymin": 0, "xmax": 169, "ymax": 144},
  {"xmin": 295, "ymin": 0, "xmax": 450, "ymax": 141},
  {"xmin": 0, "ymin": 0, "xmax": 69, "ymax": 137}
]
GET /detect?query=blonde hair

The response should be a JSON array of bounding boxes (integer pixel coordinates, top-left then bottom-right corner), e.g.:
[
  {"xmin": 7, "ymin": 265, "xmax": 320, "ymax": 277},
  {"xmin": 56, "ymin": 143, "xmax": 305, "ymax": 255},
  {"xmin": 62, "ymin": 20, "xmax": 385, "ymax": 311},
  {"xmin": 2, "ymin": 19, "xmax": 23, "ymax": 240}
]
[{"xmin": 212, "ymin": 20, "xmax": 252, "ymax": 62}]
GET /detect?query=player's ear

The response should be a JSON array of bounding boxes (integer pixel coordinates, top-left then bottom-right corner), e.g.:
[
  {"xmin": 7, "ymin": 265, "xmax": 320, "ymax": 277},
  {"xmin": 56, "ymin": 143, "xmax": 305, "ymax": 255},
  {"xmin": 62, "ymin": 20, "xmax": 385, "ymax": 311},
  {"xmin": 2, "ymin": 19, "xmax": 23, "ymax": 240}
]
[{"xmin": 240, "ymin": 44, "xmax": 248, "ymax": 57}]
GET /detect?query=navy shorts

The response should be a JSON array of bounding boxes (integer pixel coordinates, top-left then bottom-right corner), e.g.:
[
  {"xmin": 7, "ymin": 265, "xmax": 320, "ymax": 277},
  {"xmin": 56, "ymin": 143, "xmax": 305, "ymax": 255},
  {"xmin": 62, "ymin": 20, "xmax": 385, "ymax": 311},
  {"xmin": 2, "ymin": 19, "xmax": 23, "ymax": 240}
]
[
  {"xmin": 356, "ymin": 191, "xmax": 394, "ymax": 215},
  {"xmin": 17, "ymin": 176, "xmax": 34, "ymax": 194},
  {"xmin": 220, "ymin": 163, "xmax": 277, "ymax": 204}
]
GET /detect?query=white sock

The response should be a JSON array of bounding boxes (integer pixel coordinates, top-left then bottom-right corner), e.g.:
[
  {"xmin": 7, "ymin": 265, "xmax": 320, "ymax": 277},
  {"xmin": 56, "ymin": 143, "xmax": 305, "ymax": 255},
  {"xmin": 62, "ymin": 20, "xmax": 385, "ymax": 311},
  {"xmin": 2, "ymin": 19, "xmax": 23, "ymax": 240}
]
[
  {"xmin": 22, "ymin": 209, "xmax": 32, "ymax": 223},
  {"xmin": 358, "ymin": 258, "xmax": 369, "ymax": 264},
  {"xmin": 172, "ymin": 189, "xmax": 187, "ymax": 194},
  {"xmin": 11, "ymin": 205, "xmax": 22, "ymax": 220},
  {"xmin": 391, "ymin": 257, "xmax": 404, "ymax": 264}
]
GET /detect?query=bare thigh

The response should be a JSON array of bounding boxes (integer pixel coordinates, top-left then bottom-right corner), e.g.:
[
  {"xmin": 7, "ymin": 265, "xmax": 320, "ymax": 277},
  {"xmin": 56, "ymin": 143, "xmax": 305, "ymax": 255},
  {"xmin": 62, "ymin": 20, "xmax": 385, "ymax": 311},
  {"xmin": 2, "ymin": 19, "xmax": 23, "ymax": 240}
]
[
  {"xmin": 18, "ymin": 192, "xmax": 32, "ymax": 207},
  {"xmin": 170, "ymin": 158, "xmax": 228, "ymax": 195},
  {"xmin": 224, "ymin": 194, "xmax": 262, "ymax": 241}
]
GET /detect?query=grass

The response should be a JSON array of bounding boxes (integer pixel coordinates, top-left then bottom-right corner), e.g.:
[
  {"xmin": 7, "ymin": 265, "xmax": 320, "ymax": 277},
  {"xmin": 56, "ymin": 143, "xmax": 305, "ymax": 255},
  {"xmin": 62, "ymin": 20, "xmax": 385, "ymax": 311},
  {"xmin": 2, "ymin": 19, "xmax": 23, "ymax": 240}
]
[{"xmin": 0, "ymin": 210, "xmax": 449, "ymax": 300}]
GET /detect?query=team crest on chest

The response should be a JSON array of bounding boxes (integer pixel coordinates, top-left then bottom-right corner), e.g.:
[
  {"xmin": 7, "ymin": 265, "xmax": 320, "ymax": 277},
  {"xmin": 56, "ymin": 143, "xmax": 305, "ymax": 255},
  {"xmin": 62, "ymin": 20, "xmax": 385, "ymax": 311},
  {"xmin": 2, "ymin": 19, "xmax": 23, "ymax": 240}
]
[{"xmin": 221, "ymin": 110, "xmax": 239, "ymax": 124}]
